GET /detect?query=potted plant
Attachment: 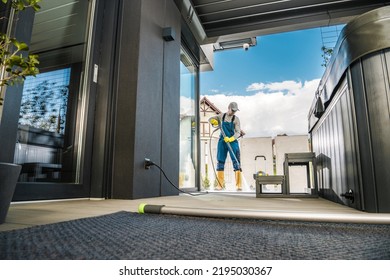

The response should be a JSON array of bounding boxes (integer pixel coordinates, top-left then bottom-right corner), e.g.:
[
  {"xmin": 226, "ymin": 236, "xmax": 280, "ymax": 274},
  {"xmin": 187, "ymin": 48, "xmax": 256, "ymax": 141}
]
[{"xmin": 0, "ymin": 0, "xmax": 41, "ymax": 224}]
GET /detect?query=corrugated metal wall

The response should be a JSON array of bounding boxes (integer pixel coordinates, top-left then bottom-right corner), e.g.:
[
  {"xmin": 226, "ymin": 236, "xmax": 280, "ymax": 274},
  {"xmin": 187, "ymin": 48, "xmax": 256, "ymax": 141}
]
[
  {"xmin": 311, "ymin": 77, "xmax": 361, "ymax": 210},
  {"xmin": 350, "ymin": 49, "xmax": 390, "ymax": 212},
  {"xmin": 311, "ymin": 49, "xmax": 390, "ymax": 212}
]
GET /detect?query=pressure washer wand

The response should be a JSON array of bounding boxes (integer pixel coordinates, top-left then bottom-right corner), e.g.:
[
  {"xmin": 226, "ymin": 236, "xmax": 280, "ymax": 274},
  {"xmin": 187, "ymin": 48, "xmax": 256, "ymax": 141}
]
[{"xmin": 217, "ymin": 124, "xmax": 241, "ymax": 169}]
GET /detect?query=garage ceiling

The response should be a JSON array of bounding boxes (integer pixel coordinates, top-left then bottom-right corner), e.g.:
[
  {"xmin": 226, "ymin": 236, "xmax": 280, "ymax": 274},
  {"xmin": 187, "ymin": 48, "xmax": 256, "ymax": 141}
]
[{"xmin": 179, "ymin": 0, "xmax": 390, "ymax": 43}]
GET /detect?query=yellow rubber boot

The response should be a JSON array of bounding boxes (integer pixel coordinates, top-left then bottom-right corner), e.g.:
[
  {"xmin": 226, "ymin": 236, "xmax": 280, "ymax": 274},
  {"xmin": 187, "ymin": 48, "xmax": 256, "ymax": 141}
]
[
  {"xmin": 235, "ymin": 171, "xmax": 242, "ymax": 191},
  {"xmin": 215, "ymin": 171, "xmax": 225, "ymax": 190}
]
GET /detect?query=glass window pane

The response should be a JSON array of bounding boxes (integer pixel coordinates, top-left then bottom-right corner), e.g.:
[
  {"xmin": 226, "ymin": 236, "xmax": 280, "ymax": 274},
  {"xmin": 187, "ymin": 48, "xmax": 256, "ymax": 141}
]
[
  {"xmin": 179, "ymin": 48, "xmax": 198, "ymax": 189},
  {"xmin": 14, "ymin": 0, "xmax": 93, "ymax": 183}
]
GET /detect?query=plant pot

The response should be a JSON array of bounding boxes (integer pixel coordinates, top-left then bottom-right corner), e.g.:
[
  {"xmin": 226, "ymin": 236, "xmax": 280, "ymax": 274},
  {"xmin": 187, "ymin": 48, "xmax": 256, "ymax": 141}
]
[{"xmin": 0, "ymin": 162, "xmax": 21, "ymax": 224}]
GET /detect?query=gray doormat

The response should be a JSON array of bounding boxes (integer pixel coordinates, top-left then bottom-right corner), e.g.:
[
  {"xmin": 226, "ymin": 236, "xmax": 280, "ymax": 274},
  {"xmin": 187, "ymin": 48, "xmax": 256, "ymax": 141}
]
[{"xmin": 1, "ymin": 211, "xmax": 389, "ymax": 259}]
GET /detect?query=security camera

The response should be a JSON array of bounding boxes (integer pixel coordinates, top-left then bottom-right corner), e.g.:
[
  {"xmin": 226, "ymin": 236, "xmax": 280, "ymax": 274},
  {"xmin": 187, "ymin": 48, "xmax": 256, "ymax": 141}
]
[{"xmin": 243, "ymin": 43, "xmax": 250, "ymax": 51}]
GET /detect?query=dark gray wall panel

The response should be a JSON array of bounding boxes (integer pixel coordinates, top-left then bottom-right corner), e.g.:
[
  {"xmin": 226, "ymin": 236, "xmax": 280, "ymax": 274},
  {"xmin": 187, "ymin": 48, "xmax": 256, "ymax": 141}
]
[
  {"xmin": 362, "ymin": 51, "xmax": 390, "ymax": 212},
  {"xmin": 111, "ymin": 0, "xmax": 141, "ymax": 199},
  {"xmin": 350, "ymin": 60, "xmax": 377, "ymax": 212},
  {"xmin": 312, "ymin": 79, "xmax": 361, "ymax": 208},
  {"xmin": 110, "ymin": 0, "xmax": 181, "ymax": 199},
  {"xmin": 133, "ymin": 0, "xmax": 165, "ymax": 199},
  {"xmin": 160, "ymin": 0, "xmax": 181, "ymax": 196},
  {"xmin": 343, "ymin": 83, "xmax": 362, "ymax": 210}
]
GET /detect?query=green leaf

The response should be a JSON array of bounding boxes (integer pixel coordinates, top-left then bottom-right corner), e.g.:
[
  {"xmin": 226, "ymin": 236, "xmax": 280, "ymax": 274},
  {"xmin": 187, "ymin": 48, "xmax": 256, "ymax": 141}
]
[
  {"xmin": 17, "ymin": 3, "xmax": 25, "ymax": 11},
  {"xmin": 10, "ymin": 38, "xmax": 29, "ymax": 51},
  {"xmin": 18, "ymin": 42, "xmax": 29, "ymax": 51},
  {"xmin": 9, "ymin": 55, "xmax": 22, "ymax": 64},
  {"xmin": 32, "ymin": 4, "xmax": 41, "ymax": 11}
]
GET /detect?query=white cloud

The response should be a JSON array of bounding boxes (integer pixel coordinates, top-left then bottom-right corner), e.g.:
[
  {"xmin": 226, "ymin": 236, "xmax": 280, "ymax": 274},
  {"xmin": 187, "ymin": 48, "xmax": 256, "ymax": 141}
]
[
  {"xmin": 180, "ymin": 96, "xmax": 194, "ymax": 117},
  {"xmin": 246, "ymin": 82, "xmax": 266, "ymax": 91},
  {"xmin": 202, "ymin": 79, "xmax": 320, "ymax": 138},
  {"xmin": 247, "ymin": 80, "xmax": 303, "ymax": 93}
]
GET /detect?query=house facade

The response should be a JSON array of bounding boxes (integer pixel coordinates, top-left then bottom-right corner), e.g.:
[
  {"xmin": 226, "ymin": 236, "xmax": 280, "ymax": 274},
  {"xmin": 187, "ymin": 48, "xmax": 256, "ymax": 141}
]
[{"xmin": 1, "ymin": 0, "xmax": 389, "ymax": 212}]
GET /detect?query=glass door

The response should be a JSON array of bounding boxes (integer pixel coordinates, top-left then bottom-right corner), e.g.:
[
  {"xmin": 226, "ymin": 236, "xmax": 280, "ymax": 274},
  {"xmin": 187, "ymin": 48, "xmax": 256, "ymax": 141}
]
[
  {"xmin": 179, "ymin": 47, "xmax": 199, "ymax": 190},
  {"xmin": 10, "ymin": 0, "xmax": 96, "ymax": 200}
]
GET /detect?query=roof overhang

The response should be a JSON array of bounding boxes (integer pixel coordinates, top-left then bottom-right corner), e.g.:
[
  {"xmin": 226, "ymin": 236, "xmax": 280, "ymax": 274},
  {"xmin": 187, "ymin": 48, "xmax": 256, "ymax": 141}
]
[{"xmin": 176, "ymin": 0, "xmax": 390, "ymax": 45}]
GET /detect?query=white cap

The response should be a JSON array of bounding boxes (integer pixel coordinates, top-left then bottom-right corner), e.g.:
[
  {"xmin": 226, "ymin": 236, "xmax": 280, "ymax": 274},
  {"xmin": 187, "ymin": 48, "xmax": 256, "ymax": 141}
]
[{"xmin": 228, "ymin": 102, "xmax": 239, "ymax": 111}]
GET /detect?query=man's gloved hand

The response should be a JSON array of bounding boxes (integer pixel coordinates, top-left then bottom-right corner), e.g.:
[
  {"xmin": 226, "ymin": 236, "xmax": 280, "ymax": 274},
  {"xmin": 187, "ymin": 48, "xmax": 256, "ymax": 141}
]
[
  {"xmin": 224, "ymin": 136, "xmax": 235, "ymax": 143},
  {"xmin": 210, "ymin": 119, "xmax": 219, "ymax": 126}
]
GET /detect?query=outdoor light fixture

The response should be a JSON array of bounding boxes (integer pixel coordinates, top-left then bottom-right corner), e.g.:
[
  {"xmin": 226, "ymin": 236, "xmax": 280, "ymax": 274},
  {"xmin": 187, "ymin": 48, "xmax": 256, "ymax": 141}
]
[
  {"xmin": 213, "ymin": 37, "xmax": 257, "ymax": 51},
  {"xmin": 162, "ymin": 27, "xmax": 175, "ymax": 41}
]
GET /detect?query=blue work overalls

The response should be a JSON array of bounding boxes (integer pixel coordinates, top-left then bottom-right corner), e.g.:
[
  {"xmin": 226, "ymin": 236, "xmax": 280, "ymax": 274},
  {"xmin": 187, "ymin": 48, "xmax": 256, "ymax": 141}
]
[{"xmin": 217, "ymin": 114, "xmax": 241, "ymax": 171}]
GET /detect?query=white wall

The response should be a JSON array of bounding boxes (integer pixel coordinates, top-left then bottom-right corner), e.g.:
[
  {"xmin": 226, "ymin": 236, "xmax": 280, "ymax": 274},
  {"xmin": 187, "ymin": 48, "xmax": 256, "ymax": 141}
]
[
  {"xmin": 200, "ymin": 126, "xmax": 311, "ymax": 192},
  {"xmin": 240, "ymin": 137, "xmax": 273, "ymax": 189},
  {"xmin": 274, "ymin": 135, "xmax": 310, "ymax": 193}
]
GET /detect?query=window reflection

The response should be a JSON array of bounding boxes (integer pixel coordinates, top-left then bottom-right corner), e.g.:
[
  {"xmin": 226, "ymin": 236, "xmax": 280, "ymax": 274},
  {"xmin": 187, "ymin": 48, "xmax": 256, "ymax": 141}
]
[
  {"xmin": 15, "ymin": 69, "xmax": 72, "ymax": 182},
  {"xmin": 13, "ymin": 0, "xmax": 93, "ymax": 183},
  {"xmin": 19, "ymin": 69, "xmax": 70, "ymax": 134}
]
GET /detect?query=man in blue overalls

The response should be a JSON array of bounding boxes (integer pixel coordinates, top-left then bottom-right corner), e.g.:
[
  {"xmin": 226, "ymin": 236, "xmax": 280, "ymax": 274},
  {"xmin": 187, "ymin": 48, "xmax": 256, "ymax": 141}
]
[{"xmin": 209, "ymin": 102, "xmax": 245, "ymax": 190}]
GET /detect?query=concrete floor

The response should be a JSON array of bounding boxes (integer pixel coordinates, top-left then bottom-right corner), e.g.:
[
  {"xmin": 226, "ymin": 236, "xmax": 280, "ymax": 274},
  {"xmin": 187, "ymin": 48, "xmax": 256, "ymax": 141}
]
[{"xmin": 2, "ymin": 193, "xmax": 390, "ymax": 232}]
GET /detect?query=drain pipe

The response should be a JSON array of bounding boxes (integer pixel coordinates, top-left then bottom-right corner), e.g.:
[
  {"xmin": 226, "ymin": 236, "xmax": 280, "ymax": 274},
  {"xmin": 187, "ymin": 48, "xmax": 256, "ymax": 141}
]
[{"xmin": 138, "ymin": 204, "xmax": 390, "ymax": 224}]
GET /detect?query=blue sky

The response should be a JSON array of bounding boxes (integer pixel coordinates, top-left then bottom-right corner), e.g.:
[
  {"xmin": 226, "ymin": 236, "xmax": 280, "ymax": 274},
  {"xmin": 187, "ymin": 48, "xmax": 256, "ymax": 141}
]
[
  {"xmin": 199, "ymin": 27, "xmax": 339, "ymax": 137},
  {"xmin": 201, "ymin": 28, "xmax": 325, "ymax": 96}
]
